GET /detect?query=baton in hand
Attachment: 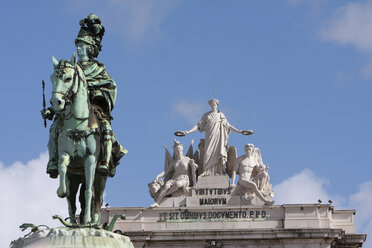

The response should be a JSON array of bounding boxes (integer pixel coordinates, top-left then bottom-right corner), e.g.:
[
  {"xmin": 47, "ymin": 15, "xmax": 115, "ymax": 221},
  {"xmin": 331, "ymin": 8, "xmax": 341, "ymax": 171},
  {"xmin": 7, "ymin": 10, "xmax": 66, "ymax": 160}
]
[{"xmin": 42, "ymin": 80, "xmax": 47, "ymax": 128}]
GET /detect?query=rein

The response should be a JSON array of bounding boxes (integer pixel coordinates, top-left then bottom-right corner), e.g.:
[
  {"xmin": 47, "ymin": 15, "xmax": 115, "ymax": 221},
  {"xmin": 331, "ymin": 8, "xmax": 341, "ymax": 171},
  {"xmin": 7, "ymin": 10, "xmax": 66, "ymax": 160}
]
[{"xmin": 53, "ymin": 63, "xmax": 90, "ymax": 121}]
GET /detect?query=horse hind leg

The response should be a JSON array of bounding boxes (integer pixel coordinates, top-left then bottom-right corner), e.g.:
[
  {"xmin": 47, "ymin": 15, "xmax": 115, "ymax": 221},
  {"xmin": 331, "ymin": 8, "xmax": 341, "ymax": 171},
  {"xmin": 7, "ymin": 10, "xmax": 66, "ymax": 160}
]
[
  {"xmin": 92, "ymin": 173, "xmax": 108, "ymax": 224},
  {"xmin": 66, "ymin": 173, "xmax": 81, "ymax": 224},
  {"xmin": 57, "ymin": 153, "xmax": 70, "ymax": 198},
  {"xmin": 79, "ymin": 180, "xmax": 86, "ymax": 224},
  {"xmin": 83, "ymin": 155, "xmax": 96, "ymax": 224}
]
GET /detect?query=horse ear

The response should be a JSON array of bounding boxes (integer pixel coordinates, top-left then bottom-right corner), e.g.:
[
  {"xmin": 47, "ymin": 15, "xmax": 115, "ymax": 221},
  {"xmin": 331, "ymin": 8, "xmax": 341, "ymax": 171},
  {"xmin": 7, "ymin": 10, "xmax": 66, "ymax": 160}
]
[
  {"xmin": 52, "ymin": 56, "xmax": 58, "ymax": 68},
  {"xmin": 71, "ymin": 52, "xmax": 77, "ymax": 66}
]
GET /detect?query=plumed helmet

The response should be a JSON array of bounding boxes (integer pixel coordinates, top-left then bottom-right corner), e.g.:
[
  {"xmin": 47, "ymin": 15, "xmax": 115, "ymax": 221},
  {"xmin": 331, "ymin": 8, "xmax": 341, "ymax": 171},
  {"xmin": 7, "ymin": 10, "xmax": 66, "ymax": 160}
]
[{"xmin": 75, "ymin": 13, "xmax": 105, "ymax": 58}]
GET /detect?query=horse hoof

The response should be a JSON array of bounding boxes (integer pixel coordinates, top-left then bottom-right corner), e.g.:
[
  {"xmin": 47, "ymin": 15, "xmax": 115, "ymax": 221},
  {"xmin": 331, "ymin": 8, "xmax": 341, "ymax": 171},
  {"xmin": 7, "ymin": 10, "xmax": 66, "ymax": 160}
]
[
  {"xmin": 92, "ymin": 213, "xmax": 101, "ymax": 224},
  {"xmin": 47, "ymin": 169, "xmax": 59, "ymax": 179},
  {"xmin": 57, "ymin": 188, "xmax": 67, "ymax": 198},
  {"xmin": 57, "ymin": 192, "xmax": 67, "ymax": 198},
  {"xmin": 83, "ymin": 218, "xmax": 91, "ymax": 224},
  {"xmin": 48, "ymin": 172, "xmax": 59, "ymax": 179}
]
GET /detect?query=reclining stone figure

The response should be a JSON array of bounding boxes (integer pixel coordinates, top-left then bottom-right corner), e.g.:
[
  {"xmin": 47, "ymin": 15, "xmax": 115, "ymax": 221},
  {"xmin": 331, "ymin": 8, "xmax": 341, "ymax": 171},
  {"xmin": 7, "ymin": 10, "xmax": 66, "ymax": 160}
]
[{"xmin": 149, "ymin": 140, "xmax": 198, "ymax": 207}]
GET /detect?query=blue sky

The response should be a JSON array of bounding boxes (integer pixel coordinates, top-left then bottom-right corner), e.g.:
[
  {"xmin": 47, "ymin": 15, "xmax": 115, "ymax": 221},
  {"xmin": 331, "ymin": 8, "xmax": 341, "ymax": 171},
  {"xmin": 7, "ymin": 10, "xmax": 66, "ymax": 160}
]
[{"xmin": 1, "ymin": 0, "xmax": 372, "ymax": 246}]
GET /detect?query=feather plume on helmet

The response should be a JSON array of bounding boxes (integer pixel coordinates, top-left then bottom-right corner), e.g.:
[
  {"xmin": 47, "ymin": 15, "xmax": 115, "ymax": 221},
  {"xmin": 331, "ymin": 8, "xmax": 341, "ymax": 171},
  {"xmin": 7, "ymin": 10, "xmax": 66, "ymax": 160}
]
[{"xmin": 75, "ymin": 13, "xmax": 105, "ymax": 58}]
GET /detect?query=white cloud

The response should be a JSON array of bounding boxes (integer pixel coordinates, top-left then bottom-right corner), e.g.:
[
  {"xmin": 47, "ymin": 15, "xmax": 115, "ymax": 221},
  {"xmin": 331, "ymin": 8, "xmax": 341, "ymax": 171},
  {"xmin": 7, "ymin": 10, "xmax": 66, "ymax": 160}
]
[
  {"xmin": 172, "ymin": 101, "xmax": 205, "ymax": 125},
  {"xmin": 319, "ymin": 2, "xmax": 372, "ymax": 79},
  {"xmin": 68, "ymin": 0, "xmax": 183, "ymax": 43},
  {"xmin": 273, "ymin": 169, "xmax": 333, "ymax": 204},
  {"xmin": 320, "ymin": 2, "xmax": 372, "ymax": 52},
  {"xmin": 0, "ymin": 152, "xmax": 67, "ymax": 247},
  {"xmin": 273, "ymin": 169, "xmax": 370, "ymax": 246}
]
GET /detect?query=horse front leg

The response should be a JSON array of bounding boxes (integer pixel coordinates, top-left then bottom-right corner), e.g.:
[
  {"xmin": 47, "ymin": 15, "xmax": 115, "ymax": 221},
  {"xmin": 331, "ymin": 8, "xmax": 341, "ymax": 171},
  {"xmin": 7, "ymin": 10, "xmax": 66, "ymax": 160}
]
[
  {"xmin": 57, "ymin": 153, "xmax": 70, "ymax": 198},
  {"xmin": 83, "ymin": 155, "xmax": 96, "ymax": 224}
]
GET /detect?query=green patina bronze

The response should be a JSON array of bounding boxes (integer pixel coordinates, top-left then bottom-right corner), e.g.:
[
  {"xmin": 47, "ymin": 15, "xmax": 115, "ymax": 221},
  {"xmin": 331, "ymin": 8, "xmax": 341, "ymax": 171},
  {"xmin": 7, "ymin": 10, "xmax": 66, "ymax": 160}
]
[
  {"xmin": 41, "ymin": 14, "xmax": 127, "ymax": 225},
  {"xmin": 105, "ymin": 214, "xmax": 126, "ymax": 232}
]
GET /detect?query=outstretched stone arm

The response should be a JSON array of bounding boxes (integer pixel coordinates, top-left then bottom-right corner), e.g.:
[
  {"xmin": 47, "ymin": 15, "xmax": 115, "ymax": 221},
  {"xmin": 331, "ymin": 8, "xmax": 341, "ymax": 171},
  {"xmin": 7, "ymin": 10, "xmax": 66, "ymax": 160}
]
[
  {"xmin": 230, "ymin": 124, "xmax": 241, "ymax": 134},
  {"xmin": 175, "ymin": 125, "xmax": 198, "ymax": 137},
  {"xmin": 185, "ymin": 125, "xmax": 198, "ymax": 134},
  {"xmin": 229, "ymin": 124, "xmax": 253, "ymax": 135}
]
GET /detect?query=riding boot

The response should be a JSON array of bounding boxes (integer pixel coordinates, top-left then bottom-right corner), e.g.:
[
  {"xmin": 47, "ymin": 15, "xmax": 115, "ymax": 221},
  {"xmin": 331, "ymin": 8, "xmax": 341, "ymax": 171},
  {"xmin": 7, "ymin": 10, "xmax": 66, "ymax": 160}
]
[
  {"xmin": 97, "ymin": 139, "xmax": 112, "ymax": 176},
  {"xmin": 47, "ymin": 120, "xmax": 59, "ymax": 178}
]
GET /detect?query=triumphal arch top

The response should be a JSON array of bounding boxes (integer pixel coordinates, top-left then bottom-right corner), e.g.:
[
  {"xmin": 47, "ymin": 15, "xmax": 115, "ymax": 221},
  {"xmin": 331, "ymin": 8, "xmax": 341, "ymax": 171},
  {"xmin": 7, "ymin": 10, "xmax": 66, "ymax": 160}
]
[{"xmin": 101, "ymin": 98, "xmax": 366, "ymax": 248}]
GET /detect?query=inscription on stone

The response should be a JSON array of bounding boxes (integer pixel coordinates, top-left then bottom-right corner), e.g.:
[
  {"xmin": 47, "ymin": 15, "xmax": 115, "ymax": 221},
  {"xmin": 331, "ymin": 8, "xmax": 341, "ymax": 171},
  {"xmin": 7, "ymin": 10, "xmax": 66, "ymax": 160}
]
[
  {"xmin": 199, "ymin": 198, "xmax": 227, "ymax": 205},
  {"xmin": 195, "ymin": 187, "xmax": 231, "ymax": 205},
  {"xmin": 195, "ymin": 188, "xmax": 232, "ymax": 196},
  {"xmin": 158, "ymin": 210, "xmax": 267, "ymax": 222}
]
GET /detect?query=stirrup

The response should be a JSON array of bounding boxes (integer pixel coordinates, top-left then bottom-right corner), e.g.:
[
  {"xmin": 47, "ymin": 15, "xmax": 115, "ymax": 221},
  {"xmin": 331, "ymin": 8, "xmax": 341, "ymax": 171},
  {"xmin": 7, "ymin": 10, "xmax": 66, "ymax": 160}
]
[{"xmin": 97, "ymin": 163, "xmax": 109, "ymax": 176}]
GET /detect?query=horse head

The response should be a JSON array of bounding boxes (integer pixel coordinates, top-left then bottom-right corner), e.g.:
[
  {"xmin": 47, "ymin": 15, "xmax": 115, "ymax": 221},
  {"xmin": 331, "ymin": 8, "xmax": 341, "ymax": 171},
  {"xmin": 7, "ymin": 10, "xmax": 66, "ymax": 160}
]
[{"xmin": 50, "ymin": 53, "xmax": 84, "ymax": 113}]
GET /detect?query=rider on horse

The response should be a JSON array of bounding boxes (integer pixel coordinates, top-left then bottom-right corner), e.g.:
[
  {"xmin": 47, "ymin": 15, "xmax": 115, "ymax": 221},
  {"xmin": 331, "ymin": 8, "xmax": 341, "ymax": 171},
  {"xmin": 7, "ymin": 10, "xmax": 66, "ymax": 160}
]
[{"xmin": 42, "ymin": 14, "xmax": 127, "ymax": 178}]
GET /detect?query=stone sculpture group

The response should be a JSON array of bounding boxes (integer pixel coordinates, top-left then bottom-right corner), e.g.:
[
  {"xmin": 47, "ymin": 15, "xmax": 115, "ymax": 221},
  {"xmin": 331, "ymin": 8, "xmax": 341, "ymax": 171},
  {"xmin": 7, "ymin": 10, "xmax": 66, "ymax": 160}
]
[{"xmin": 149, "ymin": 99, "xmax": 274, "ymax": 206}]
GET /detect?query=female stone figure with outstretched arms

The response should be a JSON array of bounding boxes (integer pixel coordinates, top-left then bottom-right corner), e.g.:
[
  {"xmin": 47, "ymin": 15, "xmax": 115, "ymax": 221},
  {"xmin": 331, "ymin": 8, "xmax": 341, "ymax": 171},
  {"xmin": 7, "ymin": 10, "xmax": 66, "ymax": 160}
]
[{"xmin": 175, "ymin": 99, "xmax": 253, "ymax": 176}]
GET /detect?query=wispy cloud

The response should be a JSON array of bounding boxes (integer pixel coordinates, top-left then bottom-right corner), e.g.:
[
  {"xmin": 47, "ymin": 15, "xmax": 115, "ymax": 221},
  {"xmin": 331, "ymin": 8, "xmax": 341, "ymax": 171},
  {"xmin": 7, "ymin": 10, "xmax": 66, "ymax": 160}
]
[
  {"xmin": 320, "ymin": 2, "xmax": 372, "ymax": 52},
  {"xmin": 0, "ymin": 152, "xmax": 67, "ymax": 247},
  {"xmin": 320, "ymin": 2, "xmax": 372, "ymax": 78},
  {"xmin": 171, "ymin": 101, "xmax": 206, "ymax": 125},
  {"xmin": 362, "ymin": 61, "xmax": 372, "ymax": 78},
  {"xmin": 67, "ymin": 0, "xmax": 183, "ymax": 43}
]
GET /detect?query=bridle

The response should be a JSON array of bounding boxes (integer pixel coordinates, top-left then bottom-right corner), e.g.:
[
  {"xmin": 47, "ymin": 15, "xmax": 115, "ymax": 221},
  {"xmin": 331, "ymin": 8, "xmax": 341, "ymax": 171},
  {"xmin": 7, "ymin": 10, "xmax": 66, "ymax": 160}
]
[{"xmin": 52, "ymin": 61, "xmax": 89, "ymax": 121}]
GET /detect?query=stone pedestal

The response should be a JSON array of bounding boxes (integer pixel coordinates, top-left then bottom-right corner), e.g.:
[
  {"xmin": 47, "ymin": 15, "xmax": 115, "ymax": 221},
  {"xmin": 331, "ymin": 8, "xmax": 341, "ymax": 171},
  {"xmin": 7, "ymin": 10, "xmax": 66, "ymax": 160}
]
[
  {"xmin": 197, "ymin": 175, "xmax": 230, "ymax": 188},
  {"xmin": 101, "ymin": 205, "xmax": 366, "ymax": 247},
  {"xmin": 10, "ymin": 227, "xmax": 134, "ymax": 248},
  {"xmin": 100, "ymin": 175, "xmax": 366, "ymax": 247}
]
